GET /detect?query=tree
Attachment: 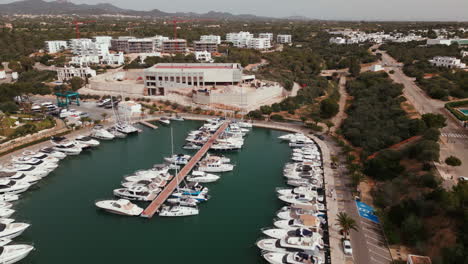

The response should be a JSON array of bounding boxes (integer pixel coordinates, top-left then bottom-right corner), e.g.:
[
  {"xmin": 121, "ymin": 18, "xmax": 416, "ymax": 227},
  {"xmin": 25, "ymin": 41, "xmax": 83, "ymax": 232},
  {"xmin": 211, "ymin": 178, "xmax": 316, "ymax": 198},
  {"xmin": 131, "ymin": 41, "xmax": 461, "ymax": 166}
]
[
  {"xmin": 325, "ymin": 120, "xmax": 334, "ymax": 133},
  {"xmin": 70, "ymin": 77, "xmax": 84, "ymax": 91},
  {"xmin": 8, "ymin": 61, "xmax": 22, "ymax": 72},
  {"xmin": 336, "ymin": 212, "xmax": 358, "ymax": 239},
  {"xmin": 320, "ymin": 99, "xmax": 339, "ymax": 119},
  {"xmin": 445, "ymin": 156, "xmax": 462, "ymax": 167},
  {"xmin": 101, "ymin": 113, "xmax": 108, "ymax": 121},
  {"xmin": 422, "ymin": 113, "xmax": 446, "ymax": 128},
  {"xmin": 19, "ymin": 56, "xmax": 35, "ymax": 71},
  {"xmin": 349, "ymin": 58, "xmax": 361, "ymax": 77},
  {"xmin": 422, "ymin": 127, "xmax": 440, "ymax": 141}
]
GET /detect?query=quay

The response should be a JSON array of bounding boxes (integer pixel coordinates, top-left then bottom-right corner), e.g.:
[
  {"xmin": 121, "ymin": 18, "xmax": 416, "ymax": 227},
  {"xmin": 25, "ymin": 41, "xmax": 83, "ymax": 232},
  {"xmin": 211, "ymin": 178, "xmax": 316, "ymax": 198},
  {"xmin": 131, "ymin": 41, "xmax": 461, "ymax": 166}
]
[
  {"xmin": 140, "ymin": 121, "xmax": 230, "ymax": 218},
  {"xmin": 138, "ymin": 120, "xmax": 158, "ymax": 129}
]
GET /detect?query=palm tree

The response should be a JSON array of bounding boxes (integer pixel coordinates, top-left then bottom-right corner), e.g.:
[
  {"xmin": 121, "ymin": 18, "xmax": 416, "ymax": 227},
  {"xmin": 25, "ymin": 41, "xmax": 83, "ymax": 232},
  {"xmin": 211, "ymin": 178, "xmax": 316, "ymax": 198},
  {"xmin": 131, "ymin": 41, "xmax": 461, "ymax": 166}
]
[
  {"xmin": 101, "ymin": 112, "xmax": 108, "ymax": 121},
  {"xmin": 336, "ymin": 212, "xmax": 358, "ymax": 239}
]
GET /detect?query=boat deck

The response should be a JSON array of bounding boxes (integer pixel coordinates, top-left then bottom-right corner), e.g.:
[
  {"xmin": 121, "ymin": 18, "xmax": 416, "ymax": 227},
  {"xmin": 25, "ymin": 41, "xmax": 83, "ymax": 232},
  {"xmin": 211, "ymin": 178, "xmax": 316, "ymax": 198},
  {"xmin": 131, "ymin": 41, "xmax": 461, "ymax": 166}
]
[{"xmin": 140, "ymin": 121, "xmax": 230, "ymax": 218}]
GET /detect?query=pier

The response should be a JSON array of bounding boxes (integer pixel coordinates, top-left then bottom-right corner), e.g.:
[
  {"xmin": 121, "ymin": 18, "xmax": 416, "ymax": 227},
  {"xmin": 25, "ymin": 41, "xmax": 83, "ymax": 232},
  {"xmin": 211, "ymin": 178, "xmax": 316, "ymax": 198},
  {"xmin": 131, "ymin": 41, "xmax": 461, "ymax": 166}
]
[
  {"xmin": 138, "ymin": 121, "xmax": 158, "ymax": 129},
  {"xmin": 141, "ymin": 121, "xmax": 230, "ymax": 218}
]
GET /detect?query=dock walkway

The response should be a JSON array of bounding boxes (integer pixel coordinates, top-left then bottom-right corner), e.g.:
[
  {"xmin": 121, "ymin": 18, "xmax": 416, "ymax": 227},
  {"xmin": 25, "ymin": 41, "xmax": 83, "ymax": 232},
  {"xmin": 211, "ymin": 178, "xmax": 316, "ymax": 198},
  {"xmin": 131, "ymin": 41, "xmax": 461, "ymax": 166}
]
[
  {"xmin": 141, "ymin": 121, "xmax": 230, "ymax": 218},
  {"xmin": 138, "ymin": 121, "xmax": 158, "ymax": 129}
]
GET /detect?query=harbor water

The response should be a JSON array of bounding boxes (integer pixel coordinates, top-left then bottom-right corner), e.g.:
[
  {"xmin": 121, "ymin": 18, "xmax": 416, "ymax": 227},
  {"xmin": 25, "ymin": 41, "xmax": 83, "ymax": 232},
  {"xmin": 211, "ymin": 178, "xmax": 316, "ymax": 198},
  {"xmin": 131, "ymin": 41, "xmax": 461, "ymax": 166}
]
[{"xmin": 14, "ymin": 120, "xmax": 292, "ymax": 264}]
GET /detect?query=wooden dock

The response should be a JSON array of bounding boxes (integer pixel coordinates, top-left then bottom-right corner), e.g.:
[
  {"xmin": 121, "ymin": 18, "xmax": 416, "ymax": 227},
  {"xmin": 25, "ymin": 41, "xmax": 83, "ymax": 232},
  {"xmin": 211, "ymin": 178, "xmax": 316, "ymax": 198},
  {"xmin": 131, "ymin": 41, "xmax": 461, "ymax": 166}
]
[
  {"xmin": 138, "ymin": 121, "xmax": 158, "ymax": 129},
  {"xmin": 140, "ymin": 121, "xmax": 230, "ymax": 218}
]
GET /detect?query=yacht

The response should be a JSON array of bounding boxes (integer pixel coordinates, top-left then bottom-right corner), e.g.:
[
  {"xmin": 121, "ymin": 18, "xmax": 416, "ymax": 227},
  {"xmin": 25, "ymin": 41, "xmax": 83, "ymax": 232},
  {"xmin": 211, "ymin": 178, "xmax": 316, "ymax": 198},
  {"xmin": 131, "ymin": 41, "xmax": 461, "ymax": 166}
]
[
  {"xmin": 183, "ymin": 143, "xmax": 202, "ymax": 150},
  {"xmin": 274, "ymin": 218, "xmax": 322, "ymax": 231},
  {"xmin": 0, "ymin": 208, "xmax": 14, "ymax": 218},
  {"xmin": 263, "ymin": 252, "xmax": 323, "ymax": 264},
  {"xmin": 262, "ymin": 227, "xmax": 316, "ymax": 240},
  {"xmin": 279, "ymin": 234, "xmax": 324, "ymax": 251},
  {"xmin": 90, "ymin": 126, "xmax": 115, "ymax": 140},
  {"xmin": 187, "ymin": 171, "xmax": 220, "ymax": 183},
  {"xmin": 121, "ymin": 178, "xmax": 166, "ymax": 189},
  {"xmin": 0, "ymin": 164, "xmax": 49, "ymax": 179},
  {"xmin": 11, "ymin": 157, "xmax": 58, "ymax": 172},
  {"xmin": 115, "ymin": 122, "xmax": 139, "ymax": 135},
  {"xmin": 159, "ymin": 117, "xmax": 171, "ymax": 125},
  {"xmin": 95, "ymin": 199, "xmax": 143, "ymax": 216},
  {"xmin": 210, "ymin": 142, "xmax": 242, "ymax": 151},
  {"xmin": 278, "ymin": 194, "xmax": 317, "ymax": 206},
  {"xmin": 164, "ymin": 154, "xmax": 191, "ymax": 165},
  {"xmin": 0, "ymin": 179, "xmax": 31, "ymax": 195},
  {"xmin": 171, "ymin": 190, "xmax": 209, "ymax": 202},
  {"xmin": 166, "ymin": 197, "xmax": 199, "ymax": 207},
  {"xmin": 0, "ymin": 202, "xmax": 12, "ymax": 209},
  {"xmin": 0, "ymin": 195, "xmax": 19, "ymax": 203},
  {"xmin": 169, "ymin": 115, "xmax": 184, "ymax": 121},
  {"xmin": 38, "ymin": 147, "xmax": 67, "ymax": 159},
  {"xmin": 0, "ymin": 221, "xmax": 29, "ymax": 239},
  {"xmin": 197, "ymin": 160, "xmax": 234, "ymax": 173},
  {"xmin": 50, "ymin": 137, "xmax": 82, "ymax": 155},
  {"xmin": 256, "ymin": 238, "xmax": 297, "ymax": 254},
  {"xmin": 0, "ymin": 172, "xmax": 40, "ymax": 184},
  {"xmin": 236, "ymin": 121, "xmax": 253, "ymax": 128},
  {"xmin": 75, "ymin": 136, "xmax": 100, "ymax": 148},
  {"xmin": 158, "ymin": 205, "xmax": 199, "ymax": 217},
  {"xmin": 276, "ymin": 206, "xmax": 326, "ymax": 221},
  {"xmin": 278, "ymin": 133, "xmax": 304, "ymax": 141},
  {"xmin": 113, "ymin": 187, "xmax": 159, "ymax": 201},
  {"xmin": 107, "ymin": 127, "xmax": 126, "ymax": 138},
  {"xmin": 205, "ymin": 153, "xmax": 230, "ymax": 163},
  {"xmin": 0, "ymin": 244, "xmax": 34, "ymax": 264},
  {"xmin": 21, "ymin": 151, "xmax": 60, "ymax": 163},
  {"xmin": 0, "ymin": 238, "xmax": 11, "ymax": 247}
]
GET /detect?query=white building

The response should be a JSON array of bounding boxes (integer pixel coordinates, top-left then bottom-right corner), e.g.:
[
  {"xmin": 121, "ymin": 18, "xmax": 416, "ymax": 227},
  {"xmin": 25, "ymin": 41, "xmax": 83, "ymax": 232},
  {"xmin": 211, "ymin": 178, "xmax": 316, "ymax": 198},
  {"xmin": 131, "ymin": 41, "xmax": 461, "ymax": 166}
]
[
  {"xmin": 0, "ymin": 70, "xmax": 6, "ymax": 80},
  {"xmin": 139, "ymin": 52, "xmax": 162, "ymax": 63},
  {"xmin": 370, "ymin": 64, "xmax": 384, "ymax": 72},
  {"xmin": 93, "ymin": 36, "xmax": 112, "ymax": 47},
  {"xmin": 426, "ymin": 39, "xmax": 452, "ymax": 46},
  {"xmin": 200, "ymin": 35, "xmax": 221, "ymax": 44},
  {"xmin": 195, "ymin": 51, "xmax": 213, "ymax": 62},
  {"xmin": 151, "ymin": 35, "xmax": 170, "ymax": 50},
  {"xmin": 56, "ymin": 66, "xmax": 96, "ymax": 82},
  {"xmin": 329, "ymin": 37, "xmax": 346, "ymax": 45},
  {"xmin": 277, "ymin": 34, "xmax": 292, "ymax": 44},
  {"xmin": 247, "ymin": 38, "xmax": 271, "ymax": 50},
  {"xmin": 259, "ymin": 33, "xmax": 274, "ymax": 41},
  {"xmin": 45, "ymin": 40, "xmax": 68, "ymax": 53},
  {"xmin": 119, "ymin": 101, "xmax": 142, "ymax": 116},
  {"xmin": 461, "ymin": 50, "xmax": 468, "ymax": 57},
  {"xmin": 70, "ymin": 55, "xmax": 99, "ymax": 66},
  {"xmin": 226, "ymin": 31, "xmax": 254, "ymax": 48},
  {"xmin": 11, "ymin": 72, "xmax": 18, "ymax": 80},
  {"xmin": 69, "ymin": 38, "xmax": 110, "ymax": 57},
  {"xmin": 429, "ymin": 56, "xmax": 466, "ymax": 69},
  {"xmin": 101, "ymin": 52, "xmax": 125, "ymax": 65}
]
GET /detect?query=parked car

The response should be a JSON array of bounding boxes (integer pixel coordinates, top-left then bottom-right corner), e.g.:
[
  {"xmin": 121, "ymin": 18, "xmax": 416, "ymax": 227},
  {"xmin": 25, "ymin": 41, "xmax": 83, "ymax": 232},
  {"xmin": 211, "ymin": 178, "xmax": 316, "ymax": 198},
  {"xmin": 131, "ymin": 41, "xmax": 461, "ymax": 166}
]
[
  {"xmin": 97, "ymin": 99, "xmax": 111, "ymax": 107},
  {"xmin": 343, "ymin": 239, "xmax": 353, "ymax": 255}
]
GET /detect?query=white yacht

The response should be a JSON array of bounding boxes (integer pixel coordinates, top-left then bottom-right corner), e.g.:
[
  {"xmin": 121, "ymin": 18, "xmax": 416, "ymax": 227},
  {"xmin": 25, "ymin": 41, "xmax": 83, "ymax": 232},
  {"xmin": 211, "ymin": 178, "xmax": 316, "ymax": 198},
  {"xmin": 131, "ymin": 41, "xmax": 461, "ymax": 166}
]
[
  {"xmin": 0, "ymin": 179, "xmax": 31, "ymax": 195},
  {"xmin": 95, "ymin": 199, "xmax": 143, "ymax": 216},
  {"xmin": 186, "ymin": 171, "xmax": 220, "ymax": 183},
  {"xmin": 21, "ymin": 151, "xmax": 60, "ymax": 163},
  {"xmin": 159, "ymin": 117, "xmax": 171, "ymax": 125},
  {"xmin": 158, "ymin": 205, "xmax": 199, "ymax": 217},
  {"xmin": 0, "ymin": 221, "xmax": 29, "ymax": 239},
  {"xmin": 205, "ymin": 153, "xmax": 230, "ymax": 164},
  {"xmin": 0, "ymin": 244, "xmax": 34, "ymax": 264},
  {"xmin": 278, "ymin": 194, "xmax": 317, "ymax": 206},
  {"xmin": 169, "ymin": 115, "xmax": 184, "ymax": 121},
  {"xmin": 113, "ymin": 187, "xmax": 159, "ymax": 201},
  {"xmin": 210, "ymin": 142, "xmax": 242, "ymax": 151},
  {"xmin": 75, "ymin": 136, "xmax": 100, "ymax": 147},
  {"xmin": 0, "ymin": 202, "xmax": 12, "ymax": 209},
  {"xmin": 50, "ymin": 137, "xmax": 82, "ymax": 155},
  {"xmin": 278, "ymin": 133, "xmax": 304, "ymax": 141},
  {"xmin": 274, "ymin": 218, "xmax": 322, "ymax": 231},
  {"xmin": 115, "ymin": 122, "xmax": 139, "ymax": 135},
  {"xmin": 183, "ymin": 143, "xmax": 202, "ymax": 150},
  {"xmin": 11, "ymin": 157, "xmax": 58, "ymax": 172},
  {"xmin": 90, "ymin": 126, "xmax": 115, "ymax": 140},
  {"xmin": 166, "ymin": 197, "xmax": 199, "ymax": 207},
  {"xmin": 236, "ymin": 121, "xmax": 253, "ymax": 128},
  {"xmin": 121, "ymin": 178, "xmax": 166, "ymax": 189},
  {"xmin": 0, "ymin": 208, "xmax": 14, "ymax": 218},
  {"xmin": 0, "ymin": 172, "xmax": 40, "ymax": 185},
  {"xmin": 164, "ymin": 154, "xmax": 191, "ymax": 165},
  {"xmin": 197, "ymin": 159, "xmax": 234, "ymax": 173},
  {"xmin": 38, "ymin": 147, "xmax": 67, "ymax": 159},
  {"xmin": 262, "ymin": 227, "xmax": 316, "ymax": 240},
  {"xmin": 0, "ymin": 195, "xmax": 19, "ymax": 203},
  {"xmin": 263, "ymin": 252, "xmax": 323, "ymax": 264},
  {"xmin": 107, "ymin": 127, "xmax": 126, "ymax": 138},
  {"xmin": 256, "ymin": 238, "xmax": 292, "ymax": 253},
  {"xmin": 0, "ymin": 164, "xmax": 49, "ymax": 179},
  {"xmin": 279, "ymin": 235, "xmax": 324, "ymax": 251}
]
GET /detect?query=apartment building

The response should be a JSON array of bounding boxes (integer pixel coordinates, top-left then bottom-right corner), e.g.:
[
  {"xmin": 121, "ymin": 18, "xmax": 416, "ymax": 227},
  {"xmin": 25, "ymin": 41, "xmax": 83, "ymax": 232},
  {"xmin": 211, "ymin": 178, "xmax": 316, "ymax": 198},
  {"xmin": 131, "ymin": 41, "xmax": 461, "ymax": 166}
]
[
  {"xmin": 111, "ymin": 36, "xmax": 134, "ymax": 52},
  {"xmin": 200, "ymin": 35, "xmax": 221, "ymax": 44},
  {"xmin": 69, "ymin": 38, "xmax": 110, "ymax": 57},
  {"xmin": 128, "ymin": 38, "xmax": 154, "ymax": 53},
  {"xmin": 93, "ymin": 36, "xmax": 112, "ymax": 47},
  {"xmin": 226, "ymin": 31, "xmax": 254, "ymax": 48},
  {"xmin": 277, "ymin": 34, "xmax": 292, "ymax": 44},
  {"xmin": 45, "ymin": 40, "xmax": 68, "ymax": 53},
  {"xmin": 248, "ymin": 38, "xmax": 272, "ymax": 50},
  {"xmin": 161, "ymin": 39, "xmax": 187, "ymax": 53},
  {"xmin": 429, "ymin": 56, "xmax": 466, "ymax": 68},
  {"xmin": 56, "ymin": 66, "xmax": 96, "ymax": 82},
  {"xmin": 329, "ymin": 37, "xmax": 346, "ymax": 44},
  {"xmin": 259, "ymin": 33, "xmax": 274, "ymax": 41},
  {"xmin": 152, "ymin": 35, "xmax": 170, "ymax": 50},
  {"xmin": 195, "ymin": 51, "xmax": 213, "ymax": 62},
  {"xmin": 193, "ymin": 41, "xmax": 218, "ymax": 53}
]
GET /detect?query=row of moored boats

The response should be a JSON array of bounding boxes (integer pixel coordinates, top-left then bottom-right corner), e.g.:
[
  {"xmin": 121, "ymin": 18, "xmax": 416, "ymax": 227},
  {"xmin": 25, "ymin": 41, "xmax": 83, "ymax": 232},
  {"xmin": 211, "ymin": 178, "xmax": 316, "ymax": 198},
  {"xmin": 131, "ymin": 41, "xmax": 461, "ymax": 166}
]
[{"xmin": 257, "ymin": 133, "xmax": 329, "ymax": 264}]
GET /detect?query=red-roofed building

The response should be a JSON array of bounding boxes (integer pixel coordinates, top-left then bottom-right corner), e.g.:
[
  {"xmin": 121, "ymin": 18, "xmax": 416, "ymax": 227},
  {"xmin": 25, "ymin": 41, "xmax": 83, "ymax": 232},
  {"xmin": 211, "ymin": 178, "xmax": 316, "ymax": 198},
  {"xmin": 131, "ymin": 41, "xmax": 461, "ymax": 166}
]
[{"xmin": 407, "ymin": 254, "xmax": 432, "ymax": 264}]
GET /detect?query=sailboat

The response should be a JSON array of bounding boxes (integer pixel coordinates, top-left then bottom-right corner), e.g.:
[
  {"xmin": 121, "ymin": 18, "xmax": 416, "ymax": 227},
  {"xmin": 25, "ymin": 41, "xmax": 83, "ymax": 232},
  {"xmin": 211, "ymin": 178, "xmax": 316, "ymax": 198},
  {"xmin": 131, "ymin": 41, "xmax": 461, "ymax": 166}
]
[{"xmin": 111, "ymin": 96, "xmax": 138, "ymax": 135}]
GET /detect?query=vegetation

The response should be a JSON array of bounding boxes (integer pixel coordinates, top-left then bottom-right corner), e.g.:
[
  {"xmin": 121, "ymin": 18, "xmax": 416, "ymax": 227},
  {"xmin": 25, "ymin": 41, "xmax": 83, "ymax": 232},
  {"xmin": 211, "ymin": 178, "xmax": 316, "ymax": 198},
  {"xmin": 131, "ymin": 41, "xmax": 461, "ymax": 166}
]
[
  {"xmin": 445, "ymin": 156, "xmax": 462, "ymax": 167},
  {"xmin": 335, "ymin": 212, "xmax": 358, "ymax": 239}
]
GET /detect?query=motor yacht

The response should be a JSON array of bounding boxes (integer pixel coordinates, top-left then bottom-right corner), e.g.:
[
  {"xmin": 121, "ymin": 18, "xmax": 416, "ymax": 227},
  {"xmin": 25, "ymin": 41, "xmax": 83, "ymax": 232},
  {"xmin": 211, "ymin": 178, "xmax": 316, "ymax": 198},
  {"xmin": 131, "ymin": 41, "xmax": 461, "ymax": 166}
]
[
  {"xmin": 278, "ymin": 194, "xmax": 316, "ymax": 206},
  {"xmin": 38, "ymin": 147, "xmax": 67, "ymax": 159},
  {"xmin": 0, "ymin": 195, "xmax": 19, "ymax": 203},
  {"xmin": 0, "ymin": 208, "xmax": 14, "ymax": 218},
  {"xmin": 164, "ymin": 154, "xmax": 191, "ymax": 165},
  {"xmin": 115, "ymin": 122, "xmax": 139, "ymax": 135},
  {"xmin": 166, "ymin": 197, "xmax": 199, "ymax": 207},
  {"xmin": 75, "ymin": 136, "xmax": 100, "ymax": 148},
  {"xmin": 263, "ymin": 252, "xmax": 323, "ymax": 264},
  {"xmin": 183, "ymin": 143, "xmax": 202, "ymax": 150},
  {"xmin": 256, "ymin": 238, "xmax": 298, "ymax": 253},
  {"xmin": 21, "ymin": 151, "xmax": 60, "ymax": 163},
  {"xmin": 95, "ymin": 199, "xmax": 143, "ymax": 216},
  {"xmin": 90, "ymin": 126, "xmax": 115, "ymax": 140},
  {"xmin": 0, "ymin": 172, "xmax": 40, "ymax": 184},
  {"xmin": 279, "ymin": 234, "xmax": 324, "ymax": 251},
  {"xmin": 262, "ymin": 227, "xmax": 316, "ymax": 240},
  {"xmin": 236, "ymin": 121, "xmax": 253, "ymax": 128},
  {"xmin": 0, "ymin": 202, "xmax": 12, "ymax": 209},
  {"xmin": 158, "ymin": 205, "xmax": 199, "ymax": 217},
  {"xmin": 171, "ymin": 190, "xmax": 209, "ymax": 202},
  {"xmin": 0, "ymin": 179, "xmax": 31, "ymax": 195},
  {"xmin": 121, "ymin": 178, "xmax": 166, "ymax": 189},
  {"xmin": 0, "ymin": 244, "xmax": 34, "ymax": 264},
  {"xmin": 169, "ymin": 115, "xmax": 184, "ymax": 121},
  {"xmin": 197, "ymin": 160, "xmax": 234, "ymax": 173},
  {"xmin": 186, "ymin": 171, "xmax": 220, "ymax": 183},
  {"xmin": 107, "ymin": 127, "xmax": 126, "ymax": 138},
  {"xmin": 11, "ymin": 157, "xmax": 58, "ymax": 172},
  {"xmin": 0, "ymin": 221, "xmax": 29, "ymax": 239},
  {"xmin": 159, "ymin": 117, "xmax": 171, "ymax": 125},
  {"xmin": 50, "ymin": 137, "xmax": 82, "ymax": 155},
  {"xmin": 274, "ymin": 217, "xmax": 323, "ymax": 231},
  {"xmin": 210, "ymin": 142, "xmax": 242, "ymax": 151},
  {"xmin": 276, "ymin": 206, "xmax": 326, "ymax": 221},
  {"xmin": 278, "ymin": 133, "xmax": 304, "ymax": 141},
  {"xmin": 0, "ymin": 164, "xmax": 49, "ymax": 179},
  {"xmin": 113, "ymin": 187, "xmax": 159, "ymax": 201}
]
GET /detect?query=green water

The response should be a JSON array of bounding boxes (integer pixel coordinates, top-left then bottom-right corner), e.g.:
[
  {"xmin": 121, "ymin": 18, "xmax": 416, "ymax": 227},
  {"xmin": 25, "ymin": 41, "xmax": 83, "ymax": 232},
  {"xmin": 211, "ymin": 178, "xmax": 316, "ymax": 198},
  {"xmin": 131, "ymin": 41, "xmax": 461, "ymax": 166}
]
[{"xmin": 15, "ymin": 120, "xmax": 291, "ymax": 264}]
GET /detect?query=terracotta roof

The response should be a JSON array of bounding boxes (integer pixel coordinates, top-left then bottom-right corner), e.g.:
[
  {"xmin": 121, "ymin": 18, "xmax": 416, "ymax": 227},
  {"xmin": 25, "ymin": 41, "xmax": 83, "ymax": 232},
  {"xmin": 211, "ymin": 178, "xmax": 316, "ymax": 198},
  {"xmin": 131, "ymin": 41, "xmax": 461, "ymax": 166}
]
[{"xmin": 408, "ymin": 255, "xmax": 432, "ymax": 264}]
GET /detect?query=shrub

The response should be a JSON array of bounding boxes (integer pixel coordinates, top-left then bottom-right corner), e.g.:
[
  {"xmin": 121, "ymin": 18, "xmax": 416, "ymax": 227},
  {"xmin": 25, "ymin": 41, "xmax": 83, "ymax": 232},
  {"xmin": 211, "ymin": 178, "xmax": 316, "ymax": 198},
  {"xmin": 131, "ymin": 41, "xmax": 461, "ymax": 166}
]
[
  {"xmin": 270, "ymin": 114, "xmax": 285, "ymax": 121},
  {"xmin": 445, "ymin": 156, "xmax": 462, "ymax": 167}
]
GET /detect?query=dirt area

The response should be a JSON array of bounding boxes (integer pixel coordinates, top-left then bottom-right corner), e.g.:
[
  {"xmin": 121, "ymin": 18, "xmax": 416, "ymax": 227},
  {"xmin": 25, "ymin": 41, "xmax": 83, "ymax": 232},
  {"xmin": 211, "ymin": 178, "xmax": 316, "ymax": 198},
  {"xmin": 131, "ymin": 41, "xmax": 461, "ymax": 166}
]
[
  {"xmin": 401, "ymin": 101, "xmax": 421, "ymax": 119},
  {"xmin": 424, "ymin": 215, "xmax": 457, "ymax": 259}
]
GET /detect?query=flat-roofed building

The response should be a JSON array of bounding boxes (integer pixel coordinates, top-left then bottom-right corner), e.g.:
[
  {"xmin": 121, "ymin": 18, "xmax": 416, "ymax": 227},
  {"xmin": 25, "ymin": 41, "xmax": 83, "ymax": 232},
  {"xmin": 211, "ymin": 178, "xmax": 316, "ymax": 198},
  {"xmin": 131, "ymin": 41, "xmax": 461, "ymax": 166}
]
[
  {"xmin": 429, "ymin": 56, "xmax": 466, "ymax": 68},
  {"xmin": 93, "ymin": 36, "xmax": 112, "ymax": 47},
  {"xmin": 144, "ymin": 63, "xmax": 243, "ymax": 96},
  {"xmin": 128, "ymin": 38, "xmax": 154, "ymax": 53},
  {"xmin": 193, "ymin": 41, "xmax": 218, "ymax": 53},
  {"xmin": 45, "ymin": 40, "xmax": 68, "ymax": 53},
  {"xmin": 195, "ymin": 51, "xmax": 213, "ymax": 62},
  {"xmin": 161, "ymin": 39, "xmax": 187, "ymax": 53},
  {"xmin": 200, "ymin": 35, "xmax": 221, "ymax": 44},
  {"xmin": 259, "ymin": 33, "xmax": 274, "ymax": 41},
  {"xmin": 226, "ymin": 31, "xmax": 254, "ymax": 48},
  {"xmin": 247, "ymin": 38, "xmax": 271, "ymax": 50},
  {"xmin": 277, "ymin": 34, "xmax": 292, "ymax": 44},
  {"xmin": 110, "ymin": 36, "xmax": 134, "ymax": 52},
  {"xmin": 56, "ymin": 66, "xmax": 96, "ymax": 82}
]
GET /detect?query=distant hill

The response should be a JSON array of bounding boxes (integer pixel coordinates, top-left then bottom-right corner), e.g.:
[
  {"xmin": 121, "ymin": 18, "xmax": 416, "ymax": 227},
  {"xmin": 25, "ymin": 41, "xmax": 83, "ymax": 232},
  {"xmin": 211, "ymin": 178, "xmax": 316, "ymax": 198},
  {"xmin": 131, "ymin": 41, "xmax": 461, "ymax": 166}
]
[{"xmin": 0, "ymin": 0, "xmax": 292, "ymax": 20}]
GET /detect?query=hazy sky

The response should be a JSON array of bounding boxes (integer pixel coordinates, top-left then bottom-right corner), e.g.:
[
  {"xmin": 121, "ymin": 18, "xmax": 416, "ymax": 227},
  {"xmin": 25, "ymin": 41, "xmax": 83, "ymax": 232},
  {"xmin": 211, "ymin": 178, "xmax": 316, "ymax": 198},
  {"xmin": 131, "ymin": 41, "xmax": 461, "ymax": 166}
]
[{"xmin": 2, "ymin": 0, "xmax": 468, "ymax": 21}]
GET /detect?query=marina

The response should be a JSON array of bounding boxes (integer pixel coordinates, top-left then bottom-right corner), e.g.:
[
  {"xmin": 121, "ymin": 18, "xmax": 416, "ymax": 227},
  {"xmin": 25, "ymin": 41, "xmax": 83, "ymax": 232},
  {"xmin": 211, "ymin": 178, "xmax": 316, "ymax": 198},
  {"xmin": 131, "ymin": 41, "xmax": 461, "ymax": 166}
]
[{"xmin": 6, "ymin": 120, "xmax": 297, "ymax": 263}]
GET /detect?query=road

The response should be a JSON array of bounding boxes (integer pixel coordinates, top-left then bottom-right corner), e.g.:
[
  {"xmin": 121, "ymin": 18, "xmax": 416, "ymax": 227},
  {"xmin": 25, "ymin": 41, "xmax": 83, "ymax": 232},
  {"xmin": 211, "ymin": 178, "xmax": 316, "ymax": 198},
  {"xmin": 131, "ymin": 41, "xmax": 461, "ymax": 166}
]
[
  {"xmin": 330, "ymin": 76, "xmax": 348, "ymax": 134},
  {"xmin": 378, "ymin": 49, "xmax": 468, "ymax": 188}
]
